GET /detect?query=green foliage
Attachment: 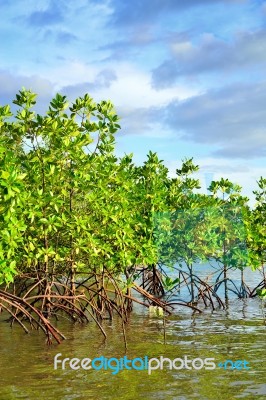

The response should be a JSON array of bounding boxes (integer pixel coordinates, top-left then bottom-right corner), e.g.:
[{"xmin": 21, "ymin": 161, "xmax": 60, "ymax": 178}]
[
  {"xmin": 0, "ymin": 88, "xmax": 265, "ymax": 299},
  {"xmin": 207, "ymin": 178, "xmax": 251, "ymax": 270},
  {"xmin": 257, "ymin": 288, "xmax": 266, "ymax": 298},
  {"xmin": 161, "ymin": 276, "xmax": 180, "ymax": 291},
  {"xmin": 0, "ymin": 138, "xmax": 26, "ymax": 284},
  {"xmin": 249, "ymin": 177, "xmax": 266, "ymax": 269}
]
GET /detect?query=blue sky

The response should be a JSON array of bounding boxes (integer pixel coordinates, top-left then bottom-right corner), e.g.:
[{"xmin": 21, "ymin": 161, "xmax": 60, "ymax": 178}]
[{"xmin": 1, "ymin": 0, "xmax": 266, "ymax": 202}]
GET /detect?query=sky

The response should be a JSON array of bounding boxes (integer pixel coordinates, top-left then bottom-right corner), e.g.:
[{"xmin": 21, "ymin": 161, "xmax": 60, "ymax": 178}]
[{"xmin": 1, "ymin": 0, "xmax": 266, "ymax": 203}]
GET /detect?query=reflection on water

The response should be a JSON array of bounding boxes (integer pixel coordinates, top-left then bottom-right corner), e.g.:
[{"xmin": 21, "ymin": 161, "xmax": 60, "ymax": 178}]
[
  {"xmin": 164, "ymin": 263, "xmax": 265, "ymax": 303},
  {"xmin": 0, "ymin": 266, "xmax": 265, "ymax": 399}
]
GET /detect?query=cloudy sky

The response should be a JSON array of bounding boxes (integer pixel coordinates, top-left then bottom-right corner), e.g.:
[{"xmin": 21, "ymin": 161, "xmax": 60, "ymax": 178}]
[{"xmin": 1, "ymin": 0, "xmax": 266, "ymax": 202}]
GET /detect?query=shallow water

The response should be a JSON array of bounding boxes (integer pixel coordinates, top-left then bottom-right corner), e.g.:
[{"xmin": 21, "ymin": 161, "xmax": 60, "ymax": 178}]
[{"xmin": 0, "ymin": 266, "xmax": 265, "ymax": 400}]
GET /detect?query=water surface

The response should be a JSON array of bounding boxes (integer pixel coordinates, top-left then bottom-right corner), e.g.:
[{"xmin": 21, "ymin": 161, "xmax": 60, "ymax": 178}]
[{"xmin": 0, "ymin": 266, "xmax": 265, "ymax": 400}]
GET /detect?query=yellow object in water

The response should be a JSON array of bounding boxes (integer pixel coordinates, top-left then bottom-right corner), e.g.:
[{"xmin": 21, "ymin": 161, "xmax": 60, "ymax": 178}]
[{"xmin": 149, "ymin": 305, "xmax": 164, "ymax": 317}]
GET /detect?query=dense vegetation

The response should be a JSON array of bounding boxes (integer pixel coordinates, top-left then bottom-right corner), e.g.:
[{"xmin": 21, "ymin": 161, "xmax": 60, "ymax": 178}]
[{"xmin": 0, "ymin": 89, "xmax": 265, "ymax": 343}]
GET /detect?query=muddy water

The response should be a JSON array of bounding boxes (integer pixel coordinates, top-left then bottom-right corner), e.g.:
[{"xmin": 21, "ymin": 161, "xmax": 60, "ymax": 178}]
[{"xmin": 0, "ymin": 267, "xmax": 265, "ymax": 400}]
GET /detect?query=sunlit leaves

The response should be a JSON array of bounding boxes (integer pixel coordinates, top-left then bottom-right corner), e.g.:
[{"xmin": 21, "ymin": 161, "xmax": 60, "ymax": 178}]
[{"xmin": 0, "ymin": 88, "xmax": 264, "ymax": 293}]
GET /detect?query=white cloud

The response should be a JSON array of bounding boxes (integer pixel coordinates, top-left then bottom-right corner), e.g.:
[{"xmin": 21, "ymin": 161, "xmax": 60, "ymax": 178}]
[
  {"xmin": 171, "ymin": 41, "xmax": 193, "ymax": 55},
  {"xmin": 94, "ymin": 63, "xmax": 197, "ymax": 107},
  {"xmin": 162, "ymin": 81, "xmax": 266, "ymax": 158},
  {"xmin": 152, "ymin": 29, "xmax": 266, "ymax": 88},
  {"xmin": 35, "ymin": 60, "xmax": 198, "ymax": 117},
  {"xmin": 35, "ymin": 59, "xmax": 197, "ymax": 106},
  {"xmin": 29, "ymin": 60, "xmax": 97, "ymax": 90}
]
